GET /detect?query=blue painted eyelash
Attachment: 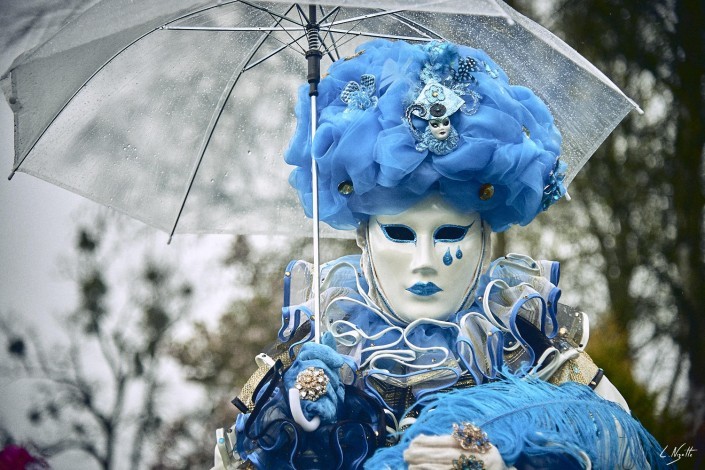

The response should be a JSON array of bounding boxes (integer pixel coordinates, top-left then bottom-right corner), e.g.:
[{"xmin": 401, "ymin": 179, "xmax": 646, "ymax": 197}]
[
  {"xmin": 378, "ymin": 222, "xmax": 416, "ymax": 243},
  {"xmin": 433, "ymin": 222, "xmax": 474, "ymax": 244}
]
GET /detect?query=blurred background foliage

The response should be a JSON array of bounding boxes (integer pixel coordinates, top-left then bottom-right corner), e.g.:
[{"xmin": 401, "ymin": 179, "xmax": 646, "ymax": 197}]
[
  {"xmin": 1, "ymin": 0, "xmax": 703, "ymax": 468},
  {"xmin": 1, "ymin": 215, "xmax": 198, "ymax": 469},
  {"xmin": 506, "ymin": 0, "xmax": 705, "ymax": 459}
]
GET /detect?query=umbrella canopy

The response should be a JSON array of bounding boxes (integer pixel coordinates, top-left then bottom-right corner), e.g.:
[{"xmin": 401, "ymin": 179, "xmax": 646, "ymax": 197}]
[{"xmin": 2, "ymin": 0, "xmax": 639, "ymax": 239}]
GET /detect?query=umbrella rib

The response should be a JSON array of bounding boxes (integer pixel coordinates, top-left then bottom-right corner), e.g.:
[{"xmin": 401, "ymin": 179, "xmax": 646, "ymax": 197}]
[
  {"xmin": 237, "ymin": 0, "xmax": 306, "ymax": 28},
  {"xmin": 322, "ymin": 9, "xmax": 408, "ymax": 28},
  {"xmin": 321, "ymin": 29, "xmax": 435, "ymax": 44},
  {"xmin": 295, "ymin": 3, "xmax": 309, "ymax": 23},
  {"xmin": 318, "ymin": 8, "xmax": 402, "ymax": 55},
  {"xmin": 241, "ymin": 4, "xmax": 307, "ymax": 70},
  {"xmin": 264, "ymin": 6, "xmax": 307, "ymax": 55},
  {"xmin": 10, "ymin": 26, "xmax": 171, "ymax": 178},
  {"xmin": 243, "ymin": 34, "xmax": 308, "ymax": 71},
  {"xmin": 8, "ymin": 1, "xmax": 302, "ymax": 179},
  {"xmin": 318, "ymin": 9, "xmax": 439, "ymax": 52},
  {"xmin": 315, "ymin": 5, "xmax": 342, "ymax": 25},
  {"xmin": 160, "ymin": 30, "xmax": 308, "ymax": 58},
  {"xmin": 293, "ymin": 4, "xmax": 312, "ymax": 56},
  {"xmin": 316, "ymin": 19, "xmax": 371, "ymax": 58},
  {"xmin": 387, "ymin": 12, "xmax": 446, "ymax": 41},
  {"xmin": 167, "ymin": 13, "xmax": 290, "ymax": 241},
  {"xmin": 158, "ymin": 0, "xmax": 302, "ymax": 30},
  {"xmin": 319, "ymin": 6, "xmax": 343, "ymax": 61},
  {"xmin": 163, "ymin": 26, "xmax": 314, "ymax": 32},
  {"xmin": 162, "ymin": 23, "xmax": 438, "ymax": 48},
  {"xmin": 163, "ymin": 10, "xmax": 446, "ymax": 38},
  {"xmin": 320, "ymin": 13, "xmax": 368, "ymax": 54},
  {"xmin": 317, "ymin": 35, "xmax": 337, "ymax": 63},
  {"xmin": 159, "ymin": 0, "xmax": 254, "ymax": 28},
  {"xmin": 261, "ymin": 33, "xmax": 308, "ymax": 60}
]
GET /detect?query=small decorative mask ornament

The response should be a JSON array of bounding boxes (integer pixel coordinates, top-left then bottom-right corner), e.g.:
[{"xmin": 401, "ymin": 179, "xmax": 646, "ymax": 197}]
[
  {"xmin": 429, "ymin": 117, "xmax": 451, "ymax": 140},
  {"xmin": 406, "ymin": 81, "xmax": 463, "ymax": 155},
  {"xmin": 405, "ymin": 43, "xmax": 490, "ymax": 156}
]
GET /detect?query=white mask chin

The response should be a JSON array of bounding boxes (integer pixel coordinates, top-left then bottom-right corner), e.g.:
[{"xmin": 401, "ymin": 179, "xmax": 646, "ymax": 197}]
[{"xmin": 366, "ymin": 195, "xmax": 487, "ymax": 324}]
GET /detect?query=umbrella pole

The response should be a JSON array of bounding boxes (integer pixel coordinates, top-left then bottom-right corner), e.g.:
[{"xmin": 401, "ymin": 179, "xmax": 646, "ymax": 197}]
[
  {"xmin": 306, "ymin": 5, "xmax": 323, "ymax": 344},
  {"xmin": 310, "ymin": 98, "xmax": 321, "ymax": 344}
]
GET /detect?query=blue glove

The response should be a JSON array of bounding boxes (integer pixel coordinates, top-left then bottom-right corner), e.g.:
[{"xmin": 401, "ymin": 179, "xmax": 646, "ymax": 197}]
[{"xmin": 284, "ymin": 337, "xmax": 346, "ymax": 425}]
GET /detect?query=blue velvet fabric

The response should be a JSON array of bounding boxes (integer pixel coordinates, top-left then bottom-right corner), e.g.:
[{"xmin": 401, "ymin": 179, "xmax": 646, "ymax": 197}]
[
  {"xmin": 285, "ymin": 40, "xmax": 565, "ymax": 232},
  {"xmin": 235, "ymin": 360, "xmax": 385, "ymax": 469}
]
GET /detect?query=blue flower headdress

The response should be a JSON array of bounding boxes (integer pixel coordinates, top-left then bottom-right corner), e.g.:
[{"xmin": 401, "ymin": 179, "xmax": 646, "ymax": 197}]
[{"xmin": 285, "ymin": 39, "xmax": 567, "ymax": 232}]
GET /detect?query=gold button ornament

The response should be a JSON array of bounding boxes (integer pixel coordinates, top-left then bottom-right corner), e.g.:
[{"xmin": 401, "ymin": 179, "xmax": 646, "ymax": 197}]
[{"xmin": 479, "ymin": 184, "xmax": 495, "ymax": 201}]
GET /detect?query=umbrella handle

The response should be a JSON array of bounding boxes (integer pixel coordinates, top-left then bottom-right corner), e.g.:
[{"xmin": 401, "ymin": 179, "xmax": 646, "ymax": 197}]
[{"xmin": 288, "ymin": 387, "xmax": 321, "ymax": 432}]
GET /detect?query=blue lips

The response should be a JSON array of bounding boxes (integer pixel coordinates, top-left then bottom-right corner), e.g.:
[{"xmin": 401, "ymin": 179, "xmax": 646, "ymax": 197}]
[{"xmin": 406, "ymin": 282, "xmax": 443, "ymax": 297}]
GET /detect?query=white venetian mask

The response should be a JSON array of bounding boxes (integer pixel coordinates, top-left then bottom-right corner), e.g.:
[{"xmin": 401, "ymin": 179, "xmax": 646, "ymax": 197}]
[{"xmin": 366, "ymin": 195, "xmax": 486, "ymax": 323}]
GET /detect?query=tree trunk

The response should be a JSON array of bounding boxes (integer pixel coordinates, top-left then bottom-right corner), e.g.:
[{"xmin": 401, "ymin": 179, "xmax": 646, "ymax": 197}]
[{"xmin": 672, "ymin": 0, "xmax": 705, "ymax": 421}]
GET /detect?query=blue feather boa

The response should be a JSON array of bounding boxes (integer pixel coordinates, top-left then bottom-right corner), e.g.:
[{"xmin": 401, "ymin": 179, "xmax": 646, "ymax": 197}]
[{"xmin": 365, "ymin": 376, "xmax": 668, "ymax": 469}]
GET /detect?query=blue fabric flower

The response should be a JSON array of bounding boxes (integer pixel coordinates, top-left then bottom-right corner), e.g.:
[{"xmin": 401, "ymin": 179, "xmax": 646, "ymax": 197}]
[
  {"xmin": 284, "ymin": 39, "xmax": 565, "ymax": 232},
  {"xmin": 425, "ymin": 84, "xmax": 445, "ymax": 103},
  {"xmin": 340, "ymin": 74, "xmax": 378, "ymax": 111}
]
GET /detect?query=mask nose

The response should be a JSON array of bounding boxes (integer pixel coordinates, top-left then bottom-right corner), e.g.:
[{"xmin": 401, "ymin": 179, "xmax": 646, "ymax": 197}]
[{"xmin": 410, "ymin": 236, "xmax": 437, "ymax": 274}]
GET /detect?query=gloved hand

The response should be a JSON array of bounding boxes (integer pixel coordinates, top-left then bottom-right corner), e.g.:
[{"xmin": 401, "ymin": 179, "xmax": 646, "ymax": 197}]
[
  {"xmin": 283, "ymin": 336, "xmax": 346, "ymax": 426},
  {"xmin": 404, "ymin": 434, "xmax": 515, "ymax": 470}
]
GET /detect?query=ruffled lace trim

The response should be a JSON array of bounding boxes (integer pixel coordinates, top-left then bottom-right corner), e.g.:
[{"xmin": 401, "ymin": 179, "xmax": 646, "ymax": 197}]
[{"xmin": 280, "ymin": 253, "xmax": 564, "ymax": 411}]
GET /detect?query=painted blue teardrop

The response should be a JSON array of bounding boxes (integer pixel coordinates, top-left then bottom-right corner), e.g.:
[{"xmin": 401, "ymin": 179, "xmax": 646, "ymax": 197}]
[
  {"xmin": 456, "ymin": 247, "xmax": 463, "ymax": 259},
  {"xmin": 443, "ymin": 248, "xmax": 453, "ymax": 266}
]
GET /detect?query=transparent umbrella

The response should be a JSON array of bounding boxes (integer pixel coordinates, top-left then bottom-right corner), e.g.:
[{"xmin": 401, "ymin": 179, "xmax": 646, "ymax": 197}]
[
  {"xmin": 3, "ymin": 0, "xmax": 639, "ymax": 239},
  {"xmin": 2, "ymin": 0, "xmax": 640, "ymax": 338}
]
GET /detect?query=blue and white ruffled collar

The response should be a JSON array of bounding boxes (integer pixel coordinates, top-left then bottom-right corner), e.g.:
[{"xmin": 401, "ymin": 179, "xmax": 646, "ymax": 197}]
[{"xmin": 278, "ymin": 253, "xmax": 562, "ymax": 410}]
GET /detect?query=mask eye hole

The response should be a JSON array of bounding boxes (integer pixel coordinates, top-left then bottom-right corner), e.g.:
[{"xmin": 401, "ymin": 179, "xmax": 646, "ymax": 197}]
[
  {"xmin": 379, "ymin": 223, "xmax": 416, "ymax": 243},
  {"xmin": 433, "ymin": 223, "xmax": 472, "ymax": 243}
]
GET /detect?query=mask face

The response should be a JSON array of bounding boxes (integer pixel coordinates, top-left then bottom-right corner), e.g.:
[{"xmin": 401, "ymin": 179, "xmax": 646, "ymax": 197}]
[
  {"xmin": 367, "ymin": 196, "xmax": 484, "ymax": 323},
  {"xmin": 429, "ymin": 117, "xmax": 451, "ymax": 140}
]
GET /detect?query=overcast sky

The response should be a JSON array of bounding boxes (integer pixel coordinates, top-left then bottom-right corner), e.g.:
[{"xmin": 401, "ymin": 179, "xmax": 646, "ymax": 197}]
[{"xmin": 0, "ymin": 1, "xmax": 90, "ymax": 330}]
